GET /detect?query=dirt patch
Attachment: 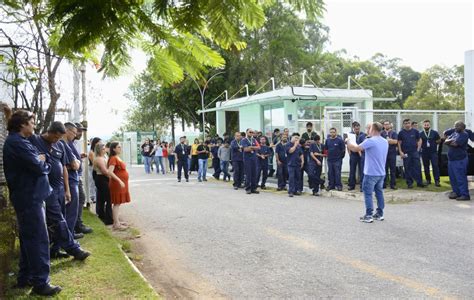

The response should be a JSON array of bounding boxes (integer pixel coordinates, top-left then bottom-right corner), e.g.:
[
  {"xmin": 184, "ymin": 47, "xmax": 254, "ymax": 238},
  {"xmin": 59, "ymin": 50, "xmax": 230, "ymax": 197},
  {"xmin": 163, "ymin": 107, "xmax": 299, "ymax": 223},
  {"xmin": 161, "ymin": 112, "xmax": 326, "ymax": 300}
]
[{"xmin": 116, "ymin": 225, "xmax": 227, "ymax": 299}]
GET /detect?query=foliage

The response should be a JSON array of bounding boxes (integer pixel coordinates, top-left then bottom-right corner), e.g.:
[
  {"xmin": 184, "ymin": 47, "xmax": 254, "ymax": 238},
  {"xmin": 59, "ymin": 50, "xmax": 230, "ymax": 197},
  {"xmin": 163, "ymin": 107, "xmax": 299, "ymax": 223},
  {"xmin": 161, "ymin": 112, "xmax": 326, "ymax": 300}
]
[
  {"xmin": 44, "ymin": 0, "xmax": 324, "ymax": 84},
  {"xmin": 404, "ymin": 65, "xmax": 464, "ymax": 110}
]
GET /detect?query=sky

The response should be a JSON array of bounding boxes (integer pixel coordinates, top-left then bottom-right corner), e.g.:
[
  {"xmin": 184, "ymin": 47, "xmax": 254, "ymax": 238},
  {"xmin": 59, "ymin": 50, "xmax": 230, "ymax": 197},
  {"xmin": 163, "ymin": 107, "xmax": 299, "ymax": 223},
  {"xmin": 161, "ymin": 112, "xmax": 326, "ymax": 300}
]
[{"xmin": 47, "ymin": 0, "xmax": 474, "ymax": 138}]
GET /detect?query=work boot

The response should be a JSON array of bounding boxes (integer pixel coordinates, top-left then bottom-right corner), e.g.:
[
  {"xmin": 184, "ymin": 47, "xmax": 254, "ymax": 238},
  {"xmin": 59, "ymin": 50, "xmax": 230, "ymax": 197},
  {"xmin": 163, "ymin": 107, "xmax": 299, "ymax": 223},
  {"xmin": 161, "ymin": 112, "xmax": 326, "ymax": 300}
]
[
  {"xmin": 32, "ymin": 284, "xmax": 62, "ymax": 296},
  {"xmin": 448, "ymin": 192, "xmax": 458, "ymax": 199},
  {"xmin": 456, "ymin": 196, "xmax": 471, "ymax": 201},
  {"xmin": 71, "ymin": 248, "xmax": 91, "ymax": 261},
  {"xmin": 76, "ymin": 224, "xmax": 93, "ymax": 234},
  {"xmin": 435, "ymin": 181, "xmax": 441, "ymax": 187}
]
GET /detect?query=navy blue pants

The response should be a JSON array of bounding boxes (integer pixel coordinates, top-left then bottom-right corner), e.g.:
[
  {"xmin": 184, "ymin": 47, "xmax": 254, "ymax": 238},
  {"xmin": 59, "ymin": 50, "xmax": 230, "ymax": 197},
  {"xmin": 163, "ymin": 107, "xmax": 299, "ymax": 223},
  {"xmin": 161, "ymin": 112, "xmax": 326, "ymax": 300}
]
[
  {"xmin": 277, "ymin": 163, "xmax": 288, "ymax": 189},
  {"xmin": 257, "ymin": 160, "xmax": 269, "ymax": 187},
  {"xmin": 16, "ymin": 202, "xmax": 50, "ymax": 287},
  {"xmin": 47, "ymin": 189, "xmax": 80, "ymax": 254},
  {"xmin": 288, "ymin": 165, "xmax": 301, "ymax": 194},
  {"xmin": 422, "ymin": 152, "xmax": 440, "ymax": 182},
  {"xmin": 384, "ymin": 153, "xmax": 397, "ymax": 188},
  {"xmin": 244, "ymin": 158, "xmax": 258, "ymax": 191},
  {"xmin": 448, "ymin": 157, "xmax": 469, "ymax": 198},
  {"xmin": 308, "ymin": 164, "xmax": 322, "ymax": 193},
  {"xmin": 212, "ymin": 157, "xmax": 221, "ymax": 178},
  {"xmin": 349, "ymin": 154, "xmax": 364, "ymax": 189},
  {"xmin": 177, "ymin": 159, "xmax": 189, "ymax": 180},
  {"xmin": 402, "ymin": 151, "xmax": 423, "ymax": 186},
  {"xmin": 327, "ymin": 160, "xmax": 343, "ymax": 189},
  {"xmin": 232, "ymin": 160, "xmax": 244, "ymax": 188},
  {"xmin": 66, "ymin": 182, "xmax": 79, "ymax": 234}
]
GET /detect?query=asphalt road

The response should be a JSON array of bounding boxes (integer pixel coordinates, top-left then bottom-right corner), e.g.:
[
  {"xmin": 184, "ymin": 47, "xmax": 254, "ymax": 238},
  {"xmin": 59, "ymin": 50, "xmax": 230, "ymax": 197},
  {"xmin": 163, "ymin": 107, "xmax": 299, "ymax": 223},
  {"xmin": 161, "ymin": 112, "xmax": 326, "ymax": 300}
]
[{"xmin": 122, "ymin": 166, "xmax": 473, "ymax": 299}]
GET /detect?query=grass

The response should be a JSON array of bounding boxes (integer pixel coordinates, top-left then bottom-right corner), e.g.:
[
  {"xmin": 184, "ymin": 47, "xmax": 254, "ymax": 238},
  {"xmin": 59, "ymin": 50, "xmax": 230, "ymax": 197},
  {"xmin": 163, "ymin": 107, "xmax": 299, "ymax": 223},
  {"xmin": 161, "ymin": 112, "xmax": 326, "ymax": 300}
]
[{"xmin": 5, "ymin": 211, "xmax": 159, "ymax": 299}]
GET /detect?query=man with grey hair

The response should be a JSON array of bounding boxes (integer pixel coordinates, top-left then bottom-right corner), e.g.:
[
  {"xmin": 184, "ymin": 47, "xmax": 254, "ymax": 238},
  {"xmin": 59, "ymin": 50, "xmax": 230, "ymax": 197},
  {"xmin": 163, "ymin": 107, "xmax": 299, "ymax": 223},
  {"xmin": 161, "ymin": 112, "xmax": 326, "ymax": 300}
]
[{"xmin": 346, "ymin": 122, "xmax": 388, "ymax": 223}]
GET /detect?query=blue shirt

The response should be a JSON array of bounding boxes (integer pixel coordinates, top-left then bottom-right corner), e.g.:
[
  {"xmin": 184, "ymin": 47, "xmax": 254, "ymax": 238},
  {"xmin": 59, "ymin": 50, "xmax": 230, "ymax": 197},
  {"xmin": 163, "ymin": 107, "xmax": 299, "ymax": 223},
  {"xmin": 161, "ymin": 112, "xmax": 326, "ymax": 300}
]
[
  {"xmin": 285, "ymin": 142, "xmax": 303, "ymax": 167},
  {"xmin": 308, "ymin": 143, "xmax": 323, "ymax": 166},
  {"xmin": 420, "ymin": 129, "xmax": 440, "ymax": 154},
  {"xmin": 230, "ymin": 139, "xmax": 243, "ymax": 162},
  {"xmin": 241, "ymin": 137, "xmax": 258, "ymax": 160},
  {"xmin": 381, "ymin": 130, "xmax": 398, "ymax": 154},
  {"xmin": 210, "ymin": 145, "xmax": 219, "ymax": 158},
  {"xmin": 29, "ymin": 135, "xmax": 67, "ymax": 191},
  {"xmin": 257, "ymin": 145, "xmax": 271, "ymax": 162},
  {"xmin": 447, "ymin": 131, "xmax": 469, "ymax": 161},
  {"xmin": 360, "ymin": 136, "xmax": 388, "ymax": 176},
  {"xmin": 325, "ymin": 136, "xmax": 345, "ymax": 162},
  {"xmin": 398, "ymin": 128, "xmax": 420, "ymax": 153},
  {"xmin": 275, "ymin": 143, "xmax": 288, "ymax": 163},
  {"xmin": 60, "ymin": 140, "xmax": 79, "ymax": 184},
  {"xmin": 3, "ymin": 132, "xmax": 52, "ymax": 211}
]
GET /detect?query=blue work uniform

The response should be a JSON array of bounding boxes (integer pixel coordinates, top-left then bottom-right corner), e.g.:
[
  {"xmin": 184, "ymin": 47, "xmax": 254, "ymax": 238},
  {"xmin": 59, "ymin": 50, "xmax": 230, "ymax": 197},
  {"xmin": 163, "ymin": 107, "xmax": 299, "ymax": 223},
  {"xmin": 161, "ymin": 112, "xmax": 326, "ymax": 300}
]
[
  {"xmin": 3, "ymin": 132, "xmax": 52, "ymax": 288},
  {"xmin": 275, "ymin": 142, "xmax": 289, "ymax": 189},
  {"xmin": 285, "ymin": 142, "xmax": 303, "ymax": 194},
  {"xmin": 398, "ymin": 128, "xmax": 423, "ymax": 186},
  {"xmin": 241, "ymin": 137, "xmax": 258, "ymax": 192},
  {"xmin": 59, "ymin": 140, "xmax": 81, "ymax": 234},
  {"xmin": 298, "ymin": 145, "xmax": 310, "ymax": 192},
  {"xmin": 30, "ymin": 135, "xmax": 81, "ymax": 256},
  {"xmin": 257, "ymin": 145, "xmax": 271, "ymax": 187},
  {"xmin": 445, "ymin": 130, "xmax": 470, "ymax": 198},
  {"xmin": 348, "ymin": 132, "xmax": 366, "ymax": 190},
  {"xmin": 308, "ymin": 143, "xmax": 324, "ymax": 193},
  {"xmin": 325, "ymin": 136, "xmax": 345, "ymax": 189},
  {"xmin": 211, "ymin": 145, "xmax": 221, "ymax": 179},
  {"xmin": 381, "ymin": 130, "xmax": 398, "ymax": 188},
  {"xmin": 175, "ymin": 143, "xmax": 190, "ymax": 180},
  {"xmin": 230, "ymin": 139, "xmax": 244, "ymax": 188},
  {"xmin": 420, "ymin": 129, "xmax": 440, "ymax": 183}
]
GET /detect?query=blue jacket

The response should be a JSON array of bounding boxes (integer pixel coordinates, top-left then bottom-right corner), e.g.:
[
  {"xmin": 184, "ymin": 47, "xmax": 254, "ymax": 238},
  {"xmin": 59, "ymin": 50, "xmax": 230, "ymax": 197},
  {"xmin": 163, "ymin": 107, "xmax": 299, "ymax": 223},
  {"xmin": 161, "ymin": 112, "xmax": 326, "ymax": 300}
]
[{"xmin": 3, "ymin": 132, "xmax": 52, "ymax": 211}]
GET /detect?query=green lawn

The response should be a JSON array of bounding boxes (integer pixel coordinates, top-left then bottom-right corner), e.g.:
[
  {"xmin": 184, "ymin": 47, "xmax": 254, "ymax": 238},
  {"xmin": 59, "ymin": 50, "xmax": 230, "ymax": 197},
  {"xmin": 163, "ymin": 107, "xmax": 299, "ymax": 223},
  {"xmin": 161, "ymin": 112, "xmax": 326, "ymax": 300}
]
[{"xmin": 6, "ymin": 211, "xmax": 159, "ymax": 299}]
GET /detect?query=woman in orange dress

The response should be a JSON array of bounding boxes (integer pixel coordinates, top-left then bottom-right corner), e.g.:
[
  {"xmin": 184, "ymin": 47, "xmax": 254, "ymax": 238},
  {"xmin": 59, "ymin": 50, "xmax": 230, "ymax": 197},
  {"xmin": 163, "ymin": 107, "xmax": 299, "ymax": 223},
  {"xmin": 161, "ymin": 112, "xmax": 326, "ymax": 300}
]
[{"xmin": 107, "ymin": 142, "xmax": 131, "ymax": 230}]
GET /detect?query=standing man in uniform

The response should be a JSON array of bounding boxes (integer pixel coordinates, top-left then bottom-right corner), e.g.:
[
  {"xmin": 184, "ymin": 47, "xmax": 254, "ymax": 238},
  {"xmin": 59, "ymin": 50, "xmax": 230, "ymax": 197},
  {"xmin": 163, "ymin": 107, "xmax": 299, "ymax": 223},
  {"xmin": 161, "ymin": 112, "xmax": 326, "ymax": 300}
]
[
  {"xmin": 308, "ymin": 135, "xmax": 324, "ymax": 196},
  {"xmin": 275, "ymin": 134, "xmax": 289, "ymax": 191},
  {"xmin": 73, "ymin": 122, "xmax": 93, "ymax": 235},
  {"xmin": 269, "ymin": 128, "xmax": 281, "ymax": 177},
  {"xmin": 298, "ymin": 138, "xmax": 311, "ymax": 193},
  {"xmin": 286, "ymin": 134, "xmax": 304, "ymax": 197},
  {"xmin": 231, "ymin": 132, "xmax": 244, "ymax": 190},
  {"xmin": 420, "ymin": 120, "xmax": 441, "ymax": 186},
  {"xmin": 29, "ymin": 122, "xmax": 90, "ymax": 261},
  {"xmin": 444, "ymin": 121, "xmax": 471, "ymax": 201},
  {"xmin": 241, "ymin": 128, "xmax": 260, "ymax": 194},
  {"xmin": 256, "ymin": 136, "xmax": 271, "ymax": 189},
  {"xmin": 381, "ymin": 121, "xmax": 398, "ymax": 189},
  {"xmin": 3, "ymin": 110, "xmax": 61, "ymax": 296},
  {"xmin": 302, "ymin": 122, "xmax": 317, "ymax": 142},
  {"xmin": 175, "ymin": 136, "xmax": 190, "ymax": 182},
  {"xmin": 398, "ymin": 119, "xmax": 426, "ymax": 188},
  {"xmin": 348, "ymin": 121, "xmax": 366, "ymax": 191},
  {"xmin": 211, "ymin": 139, "xmax": 222, "ymax": 180},
  {"xmin": 62, "ymin": 122, "xmax": 83, "ymax": 238},
  {"xmin": 325, "ymin": 128, "xmax": 345, "ymax": 191}
]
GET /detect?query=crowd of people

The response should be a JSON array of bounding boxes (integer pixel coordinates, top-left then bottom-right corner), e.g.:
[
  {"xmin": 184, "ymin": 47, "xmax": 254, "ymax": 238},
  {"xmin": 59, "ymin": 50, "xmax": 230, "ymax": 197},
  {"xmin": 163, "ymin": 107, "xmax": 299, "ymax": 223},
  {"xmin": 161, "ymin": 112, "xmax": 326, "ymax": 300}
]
[
  {"xmin": 142, "ymin": 120, "xmax": 473, "ymax": 216},
  {"xmin": 3, "ymin": 109, "xmax": 131, "ymax": 296}
]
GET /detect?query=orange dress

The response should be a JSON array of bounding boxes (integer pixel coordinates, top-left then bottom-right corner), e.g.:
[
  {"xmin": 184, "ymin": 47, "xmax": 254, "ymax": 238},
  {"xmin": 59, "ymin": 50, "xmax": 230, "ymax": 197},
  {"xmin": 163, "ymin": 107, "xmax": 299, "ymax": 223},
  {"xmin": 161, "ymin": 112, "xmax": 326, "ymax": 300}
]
[{"xmin": 108, "ymin": 156, "xmax": 131, "ymax": 204}]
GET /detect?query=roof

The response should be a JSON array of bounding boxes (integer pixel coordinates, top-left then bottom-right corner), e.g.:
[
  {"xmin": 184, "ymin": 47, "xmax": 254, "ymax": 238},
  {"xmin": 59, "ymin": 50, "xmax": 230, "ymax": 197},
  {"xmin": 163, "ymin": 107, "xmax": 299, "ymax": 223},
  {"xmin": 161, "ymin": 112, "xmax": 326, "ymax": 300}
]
[{"xmin": 199, "ymin": 86, "xmax": 387, "ymax": 113}]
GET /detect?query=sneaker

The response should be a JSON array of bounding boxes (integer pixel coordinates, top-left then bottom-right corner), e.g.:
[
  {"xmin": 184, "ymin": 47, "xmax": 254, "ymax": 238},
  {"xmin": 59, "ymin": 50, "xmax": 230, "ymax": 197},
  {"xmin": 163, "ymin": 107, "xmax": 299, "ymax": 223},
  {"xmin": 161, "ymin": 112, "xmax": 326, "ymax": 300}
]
[
  {"xmin": 448, "ymin": 192, "xmax": 458, "ymax": 199},
  {"xmin": 198, "ymin": 179, "xmax": 202, "ymax": 182},
  {"xmin": 203, "ymin": 178, "xmax": 208, "ymax": 182},
  {"xmin": 359, "ymin": 215, "xmax": 374, "ymax": 223},
  {"xmin": 76, "ymin": 225, "xmax": 93, "ymax": 234},
  {"xmin": 246, "ymin": 190, "xmax": 252, "ymax": 195},
  {"xmin": 313, "ymin": 191, "xmax": 321, "ymax": 196},
  {"xmin": 372, "ymin": 213, "xmax": 384, "ymax": 221},
  {"xmin": 456, "ymin": 196, "xmax": 471, "ymax": 201},
  {"xmin": 435, "ymin": 181, "xmax": 441, "ymax": 187},
  {"xmin": 178, "ymin": 179, "xmax": 181, "ymax": 182},
  {"xmin": 289, "ymin": 193, "xmax": 294, "ymax": 197}
]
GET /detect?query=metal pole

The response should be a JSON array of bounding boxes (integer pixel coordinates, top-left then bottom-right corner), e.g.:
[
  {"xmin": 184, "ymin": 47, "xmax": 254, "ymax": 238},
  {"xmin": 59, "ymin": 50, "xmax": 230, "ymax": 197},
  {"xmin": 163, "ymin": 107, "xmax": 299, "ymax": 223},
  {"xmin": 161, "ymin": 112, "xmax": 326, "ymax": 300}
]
[
  {"xmin": 80, "ymin": 63, "xmax": 90, "ymax": 207},
  {"xmin": 201, "ymin": 91, "xmax": 205, "ymax": 140}
]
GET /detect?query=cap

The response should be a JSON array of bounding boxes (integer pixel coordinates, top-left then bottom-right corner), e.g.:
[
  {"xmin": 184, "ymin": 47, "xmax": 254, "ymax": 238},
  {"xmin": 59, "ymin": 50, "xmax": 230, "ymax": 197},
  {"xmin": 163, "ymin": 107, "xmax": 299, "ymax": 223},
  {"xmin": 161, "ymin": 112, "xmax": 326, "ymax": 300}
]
[{"xmin": 75, "ymin": 122, "xmax": 87, "ymax": 131}]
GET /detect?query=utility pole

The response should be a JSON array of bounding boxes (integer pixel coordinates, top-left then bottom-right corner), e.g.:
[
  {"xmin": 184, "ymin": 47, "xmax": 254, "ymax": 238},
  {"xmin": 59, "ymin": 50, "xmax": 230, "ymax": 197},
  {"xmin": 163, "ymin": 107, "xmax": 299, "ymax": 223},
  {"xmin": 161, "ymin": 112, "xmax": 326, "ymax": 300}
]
[
  {"xmin": 80, "ymin": 62, "xmax": 90, "ymax": 206},
  {"xmin": 72, "ymin": 66, "xmax": 81, "ymax": 122}
]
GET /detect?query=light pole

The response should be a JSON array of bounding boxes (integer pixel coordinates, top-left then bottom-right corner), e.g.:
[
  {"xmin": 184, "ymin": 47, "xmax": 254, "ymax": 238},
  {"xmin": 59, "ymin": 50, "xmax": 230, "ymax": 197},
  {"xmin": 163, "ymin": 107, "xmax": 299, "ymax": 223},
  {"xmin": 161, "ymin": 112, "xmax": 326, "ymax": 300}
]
[{"xmin": 190, "ymin": 71, "xmax": 224, "ymax": 140}]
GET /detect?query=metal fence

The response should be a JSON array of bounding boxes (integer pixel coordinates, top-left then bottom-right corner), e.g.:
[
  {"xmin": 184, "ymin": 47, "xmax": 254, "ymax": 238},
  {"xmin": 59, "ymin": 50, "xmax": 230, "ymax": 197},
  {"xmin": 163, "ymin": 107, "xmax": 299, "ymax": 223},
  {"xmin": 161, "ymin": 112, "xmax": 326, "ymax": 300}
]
[{"xmin": 324, "ymin": 108, "xmax": 466, "ymax": 136}]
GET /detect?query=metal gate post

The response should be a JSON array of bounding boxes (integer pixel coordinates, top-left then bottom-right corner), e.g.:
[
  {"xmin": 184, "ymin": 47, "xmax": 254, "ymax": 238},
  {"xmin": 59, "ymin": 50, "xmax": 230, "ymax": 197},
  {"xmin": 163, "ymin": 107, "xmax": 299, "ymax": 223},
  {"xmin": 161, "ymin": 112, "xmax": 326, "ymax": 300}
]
[{"xmin": 433, "ymin": 112, "xmax": 439, "ymax": 131}]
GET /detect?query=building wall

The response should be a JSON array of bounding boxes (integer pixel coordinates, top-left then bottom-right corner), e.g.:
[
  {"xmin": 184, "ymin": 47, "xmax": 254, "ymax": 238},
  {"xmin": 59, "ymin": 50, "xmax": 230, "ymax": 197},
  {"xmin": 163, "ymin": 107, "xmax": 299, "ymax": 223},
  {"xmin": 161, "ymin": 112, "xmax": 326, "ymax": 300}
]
[{"xmin": 239, "ymin": 104, "xmax": 263, "ymax": 132}]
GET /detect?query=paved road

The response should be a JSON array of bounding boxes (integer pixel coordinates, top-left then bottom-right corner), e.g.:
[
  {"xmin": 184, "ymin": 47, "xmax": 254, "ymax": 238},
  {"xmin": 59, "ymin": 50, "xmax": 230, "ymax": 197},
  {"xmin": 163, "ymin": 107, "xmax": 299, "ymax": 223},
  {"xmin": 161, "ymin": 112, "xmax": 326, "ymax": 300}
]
[{"xmin": 122, "ymin": 166, "xmax": 473, "ymax": 299}]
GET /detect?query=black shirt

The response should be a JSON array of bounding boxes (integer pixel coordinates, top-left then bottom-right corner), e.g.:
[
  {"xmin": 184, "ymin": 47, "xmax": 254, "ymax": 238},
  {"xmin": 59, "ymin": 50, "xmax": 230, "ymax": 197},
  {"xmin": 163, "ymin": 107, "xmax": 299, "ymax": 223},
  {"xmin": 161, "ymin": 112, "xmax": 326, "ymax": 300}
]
[
  {"xmin": 141, "ymin": 143, "xmax": 153, "ymax": 157},
  {"xmin": 197, "ymin": 145, "xmax": 210, "ymax": 160}
]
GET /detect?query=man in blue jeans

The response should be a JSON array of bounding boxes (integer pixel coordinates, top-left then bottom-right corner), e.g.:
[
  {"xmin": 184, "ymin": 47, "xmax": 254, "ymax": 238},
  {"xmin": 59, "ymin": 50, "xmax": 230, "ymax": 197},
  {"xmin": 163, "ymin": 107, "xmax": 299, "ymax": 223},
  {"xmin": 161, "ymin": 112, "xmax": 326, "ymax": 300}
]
[
  {"xmin": 346, "ymin": 122, "xmax": 388, "ymax": 223},
  {"xmin": 398, "ymin": 119, "xmax": 426, "ymax": 188}
]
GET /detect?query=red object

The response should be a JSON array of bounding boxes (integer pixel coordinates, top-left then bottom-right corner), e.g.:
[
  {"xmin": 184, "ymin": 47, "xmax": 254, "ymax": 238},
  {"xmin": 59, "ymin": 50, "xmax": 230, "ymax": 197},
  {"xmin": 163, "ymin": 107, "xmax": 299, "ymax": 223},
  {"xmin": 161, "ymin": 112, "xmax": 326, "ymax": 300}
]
[
  {"xmin": 108, "ymin": 156, "xmax": 131, "ymax": 205},
  {"xmin": 323, "ymin": 149, "xmax": 328, "ymax": 156}
]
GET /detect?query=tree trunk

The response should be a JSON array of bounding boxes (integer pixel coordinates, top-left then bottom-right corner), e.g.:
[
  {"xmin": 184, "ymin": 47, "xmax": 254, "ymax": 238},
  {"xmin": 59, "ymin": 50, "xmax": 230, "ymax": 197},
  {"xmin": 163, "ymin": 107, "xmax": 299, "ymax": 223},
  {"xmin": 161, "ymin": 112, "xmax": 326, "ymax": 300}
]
[{"xmin": 170, "ymin": 114, "xmax": 175, "ymax": 143}]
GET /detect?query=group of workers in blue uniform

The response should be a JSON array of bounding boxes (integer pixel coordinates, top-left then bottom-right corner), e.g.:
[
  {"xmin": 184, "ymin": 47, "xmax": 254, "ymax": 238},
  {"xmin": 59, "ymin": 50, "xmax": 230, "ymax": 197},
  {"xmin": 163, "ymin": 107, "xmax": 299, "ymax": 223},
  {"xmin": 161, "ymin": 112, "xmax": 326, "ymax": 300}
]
[{"xmin": 3, "ymin": 110, "xmax": 91, "ymax": 296}]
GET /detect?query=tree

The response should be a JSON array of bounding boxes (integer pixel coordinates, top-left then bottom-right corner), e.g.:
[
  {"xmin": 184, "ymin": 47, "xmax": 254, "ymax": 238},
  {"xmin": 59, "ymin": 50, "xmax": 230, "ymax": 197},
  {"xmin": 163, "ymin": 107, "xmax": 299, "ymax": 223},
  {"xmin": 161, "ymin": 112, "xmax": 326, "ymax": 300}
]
[
  {"xmin": 45, "ymin": 0, "xmax": 324, "ymax": 84},
  {"xmin": 404, "ymin": 65, "xmax": 464, "ymax": 110}
]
